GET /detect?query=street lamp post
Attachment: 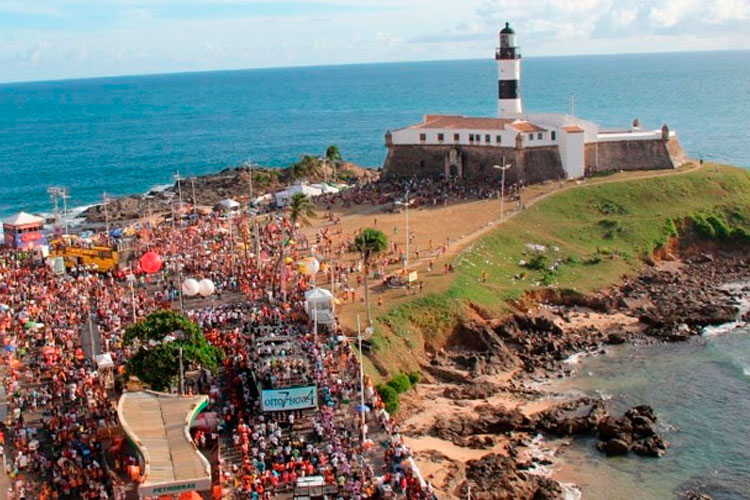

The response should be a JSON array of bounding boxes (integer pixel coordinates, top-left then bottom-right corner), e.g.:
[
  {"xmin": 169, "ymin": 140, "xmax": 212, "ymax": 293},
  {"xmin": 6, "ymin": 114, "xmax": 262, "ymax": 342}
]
[
  {"xmin": 357, "ymin": 315, "xmax": 366, "ymax": 445},
  {"xmin": 493, "ymin": 158, "xmax": 512, "ymax": 223}
]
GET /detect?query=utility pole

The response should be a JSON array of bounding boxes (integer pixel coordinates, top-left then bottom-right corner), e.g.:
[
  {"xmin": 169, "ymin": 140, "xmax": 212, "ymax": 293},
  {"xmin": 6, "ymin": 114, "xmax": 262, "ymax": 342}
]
[
  {"xmin": 174, "ymin": 171, "xmax": 183, "ymax": 225},
  {"xmin": 47, "ymin": 186, "xmax": 68, "ymax": 235},
  {"xmin": 493, "ymin": 158, "xmax": 512, "ymax": 223},
  {"xmin": 191, "ymin": 176, "xmax": 197, "ymax": 217},
  {"xmin": 357, "ymin": 315, "xmax": 366, "ymax": 445},
  {"xmin": 178, "ymin": 346, "xmax": 184, "ymax": 395},
  {"xmin": 103, "ymin": 192, "xmax": 111, "ymax": 240},
  {"xmin": 404, "ymin": 188, "xmax": 410, "ymax": 273}
]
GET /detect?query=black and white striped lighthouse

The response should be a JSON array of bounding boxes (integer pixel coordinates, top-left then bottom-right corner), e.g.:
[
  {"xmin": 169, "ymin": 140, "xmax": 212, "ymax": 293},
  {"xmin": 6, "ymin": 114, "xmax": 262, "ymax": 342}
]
[{"xmin": 496, "ymin": 22, "xmax": 522, "ymax": 118}]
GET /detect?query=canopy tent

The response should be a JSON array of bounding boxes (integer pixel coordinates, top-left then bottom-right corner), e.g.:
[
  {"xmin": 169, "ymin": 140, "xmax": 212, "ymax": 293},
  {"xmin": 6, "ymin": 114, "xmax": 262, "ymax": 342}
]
[
  {"xmin": 309, "ymin": 183, "xmax": 341, "ymax": 194},
  {"xmin": 274, "ymin": 183, "xmax": 323, "ymax": 207},
  {"xmin": 3, "ymin": 212, "xmax": 47, "ymax": 249},
  {"xmin": 305, "ymin": 287, "xmax": 335, "ymax": 326},
  {"xmin": 118, "ymin": 391, "xmax": 211, "ymax": 498},
  {"xmin": 215, "ymin": 199, "xmax": 240, "ymax": 215},
  {"xmin": 95, "ymin": 353, "xmax": 114, "ymax": 369}
]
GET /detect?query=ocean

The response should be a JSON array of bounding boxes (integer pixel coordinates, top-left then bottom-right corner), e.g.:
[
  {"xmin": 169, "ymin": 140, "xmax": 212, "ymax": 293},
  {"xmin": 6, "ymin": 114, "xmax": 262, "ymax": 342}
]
[
  {"xmin": 1, "ymin": 50, "xmax": 749, "ymax": 219},
  {"xmin": 553, "ymin": 289, "xmax": 750, "ymax": 499}
]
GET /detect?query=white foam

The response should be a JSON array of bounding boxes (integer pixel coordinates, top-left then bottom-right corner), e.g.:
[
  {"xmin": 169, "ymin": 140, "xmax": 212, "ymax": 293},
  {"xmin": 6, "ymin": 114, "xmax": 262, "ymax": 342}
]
[
  {"xmin": 563, "ymin": 352, "xmax": 587, "ymax": 365},
  {"xmin": 702, "ymin": 282, "xmax": 750, "ymax": 338},
  {"xmin": 743, "ymin": 368, "xmax": 750, "ymax": 378},
  {"xmin": 561, "ymin": 483, "xmax": 583, "ymax": 500}
]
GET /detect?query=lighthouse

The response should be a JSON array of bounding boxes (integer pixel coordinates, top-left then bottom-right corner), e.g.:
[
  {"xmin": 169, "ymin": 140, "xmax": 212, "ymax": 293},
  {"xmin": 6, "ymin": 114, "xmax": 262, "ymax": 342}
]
[{"xmin": 496, "ymin": 22, "xmax": 522, "ymax": 118}]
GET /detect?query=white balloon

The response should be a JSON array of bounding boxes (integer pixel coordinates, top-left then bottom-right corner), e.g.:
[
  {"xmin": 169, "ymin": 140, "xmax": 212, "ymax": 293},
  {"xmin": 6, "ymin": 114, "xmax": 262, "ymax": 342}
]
[
  {"xmin": 182, "ymin": 278, "xmax": 200, "ymax": 297},
  {"xmin": 299, "ymin": 257, "xmax": 320, "ymax": 276},
  {"xmin": 198, "ymin": 278, "xmax": 215, "ymax": 297}
]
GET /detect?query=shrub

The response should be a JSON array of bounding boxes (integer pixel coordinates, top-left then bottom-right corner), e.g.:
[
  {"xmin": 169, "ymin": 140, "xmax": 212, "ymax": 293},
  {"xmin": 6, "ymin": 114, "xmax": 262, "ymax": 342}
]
[
  {"xmin": 407, "ymin": 371, "xmax": 422, "ymax": 385},
  {"xmin": 706, "ymin": 214, "xmax": 732, "ymax": 240},
  {"xmin": 593, "ymin": 200, "xmax": 628, "ymax": 216},
  {"xmin": 387, "ymin": 374, "xmax": 412, "ymax": 394},
  {"xmin": 526, "ymin": 253, "xmax": 549, "ymax": 271},
  {"xmin": 376, "ymin": 383, "xmax": 400, "ymax": 414}
]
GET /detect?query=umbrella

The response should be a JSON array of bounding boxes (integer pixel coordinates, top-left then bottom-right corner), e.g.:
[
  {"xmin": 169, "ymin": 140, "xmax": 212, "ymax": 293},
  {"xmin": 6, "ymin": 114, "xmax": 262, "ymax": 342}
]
[{"xmin": 355, "ymin": 404, "xmax": 371, "ymax": 414}]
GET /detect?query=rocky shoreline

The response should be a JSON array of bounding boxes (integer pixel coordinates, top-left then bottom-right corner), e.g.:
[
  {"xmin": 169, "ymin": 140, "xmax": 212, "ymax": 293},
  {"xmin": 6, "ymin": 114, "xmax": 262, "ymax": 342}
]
[
  {"xmin": 400, "ymin": 245, "xmax": 750, "ymax": 499},
  {"xmin": 80, "ymin": 161, "xmax": 379, "ymax": 223}
]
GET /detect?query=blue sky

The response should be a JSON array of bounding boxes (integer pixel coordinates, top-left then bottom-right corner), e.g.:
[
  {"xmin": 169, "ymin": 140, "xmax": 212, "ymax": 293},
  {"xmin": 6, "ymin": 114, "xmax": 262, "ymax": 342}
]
[{"xmin": 1, "ymin": 0, "xmax": 749, "ymax": 83}]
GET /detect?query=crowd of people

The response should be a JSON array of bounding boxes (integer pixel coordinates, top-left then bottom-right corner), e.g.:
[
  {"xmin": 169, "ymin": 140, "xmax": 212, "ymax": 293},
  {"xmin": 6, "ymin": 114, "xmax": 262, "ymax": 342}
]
[{"xmin": 0, "ymin": 187, "xmax": 438, "ymax": 499}]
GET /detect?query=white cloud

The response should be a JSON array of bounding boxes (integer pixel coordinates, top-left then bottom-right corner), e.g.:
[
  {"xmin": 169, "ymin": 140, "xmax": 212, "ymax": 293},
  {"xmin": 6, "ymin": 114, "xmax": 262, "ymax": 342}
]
[{"xmin": 0, "ymin": 0, "xmax": 748, "ymax": 82}]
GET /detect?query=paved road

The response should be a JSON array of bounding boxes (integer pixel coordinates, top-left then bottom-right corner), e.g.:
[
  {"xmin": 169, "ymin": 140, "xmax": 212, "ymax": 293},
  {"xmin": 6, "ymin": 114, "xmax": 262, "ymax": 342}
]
[{"xmin": 81, "ymin": 314, "xmax": 102, "ymax": 361}]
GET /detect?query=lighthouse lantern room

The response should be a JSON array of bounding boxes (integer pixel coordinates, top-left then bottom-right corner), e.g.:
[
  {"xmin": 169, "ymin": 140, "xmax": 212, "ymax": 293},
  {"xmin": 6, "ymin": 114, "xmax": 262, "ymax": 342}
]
[{"xmin": 496, "ymin": 22, "xmax": 522, "ymax": 118}]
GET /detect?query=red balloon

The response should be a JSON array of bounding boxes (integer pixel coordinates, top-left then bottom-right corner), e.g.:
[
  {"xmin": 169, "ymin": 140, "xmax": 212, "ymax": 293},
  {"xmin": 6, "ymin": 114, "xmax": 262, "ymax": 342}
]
[{"xmin": 139, "ymin": 251, "xmax": 163, "ymax": 274}]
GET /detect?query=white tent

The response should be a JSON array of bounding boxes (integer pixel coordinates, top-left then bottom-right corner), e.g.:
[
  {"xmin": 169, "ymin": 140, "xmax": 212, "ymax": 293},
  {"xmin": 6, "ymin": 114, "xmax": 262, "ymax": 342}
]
[
  {"xmin": 305, "ymin": 287, "xmax": 335, "ymax": 326},
  {"xmin": 219, "ymin": 198, "xmax": 240, "ymax": 209},
  {"xmin": 95, "ymin": 353, "xmax": 114, "ymax": 369},
  {"xmin": 216, "ymin": 198, "xmax": 241, "ymax": 215},
  {"xmin": 310, "ymin": 183, "xmax": 341, "ymax": 194},
  {"xmin": 3, "ymin": 212, "xmax": 44, "ymax": 226},
  {"xmin": 274, "ymin": 183, "xmax": 323, "ymax": 206}
]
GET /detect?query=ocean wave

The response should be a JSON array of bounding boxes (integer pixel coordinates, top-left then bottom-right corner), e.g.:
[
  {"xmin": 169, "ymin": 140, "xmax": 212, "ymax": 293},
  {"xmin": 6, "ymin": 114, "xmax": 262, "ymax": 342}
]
[
  {"xmin": 560, "ymin": 483, "xmax": 583, "ymax": 500},
  {"xmin": 702, "ymin": 283, "xmax": 750, "ymax": 338}
]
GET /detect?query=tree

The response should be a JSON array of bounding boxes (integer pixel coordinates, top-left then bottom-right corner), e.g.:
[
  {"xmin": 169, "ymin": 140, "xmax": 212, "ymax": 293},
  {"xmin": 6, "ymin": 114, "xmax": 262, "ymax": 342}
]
[
  {"xmin": 291, "ymin": 155, "xmax": 322, "ymax": 180},
  {"xmin": 325, "ymin": 145, "xmax": 343, "ymax": 182},
  {"xmin": 288, "ymin": 192, "xmax": 316, "ymax": 228},
  {"xmin": 124, "ymin": 310, "xmax": 224, "ymax": 391},
  {"xmin": 353, "ymin": 228, "xmax": 388, "ymax": 326}
]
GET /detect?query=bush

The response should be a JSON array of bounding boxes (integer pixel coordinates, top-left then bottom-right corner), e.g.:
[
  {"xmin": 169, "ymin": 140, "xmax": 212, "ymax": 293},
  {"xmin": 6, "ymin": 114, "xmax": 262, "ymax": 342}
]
[
  {"xmin": 387, "ymin": 374, "xmax": 412, "ymax": 394},
  {"xmin": 526, "ymin": 253, "xmax": 549, "ymax": 271},
  {"xmin": 706, "ymin": 214, "xmax": 732, "ymax": 240},
  {"xmin": 407, "ymin": 371, "xmax": 422, "ymax": 385},
  {"xmin": 376, "ymin": 383, "xmax": 400, "ymax": 414},
  {"xmin": 593, "ymin": 200, "xmax": 628, "ymax": 216}
]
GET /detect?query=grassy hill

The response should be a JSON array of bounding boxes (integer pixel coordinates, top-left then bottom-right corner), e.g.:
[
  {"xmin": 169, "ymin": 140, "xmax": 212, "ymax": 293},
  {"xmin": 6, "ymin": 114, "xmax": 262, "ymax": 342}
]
[{"xmin": 367, "ymin": 164, "xmax": 750, "ymax": 375}]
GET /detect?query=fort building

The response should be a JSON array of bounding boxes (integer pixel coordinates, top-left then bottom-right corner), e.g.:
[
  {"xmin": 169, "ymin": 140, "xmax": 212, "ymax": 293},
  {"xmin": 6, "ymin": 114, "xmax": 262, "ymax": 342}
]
[{"xmin": 382, "ymin": 22, "xmax": 687, "ymax": 183}]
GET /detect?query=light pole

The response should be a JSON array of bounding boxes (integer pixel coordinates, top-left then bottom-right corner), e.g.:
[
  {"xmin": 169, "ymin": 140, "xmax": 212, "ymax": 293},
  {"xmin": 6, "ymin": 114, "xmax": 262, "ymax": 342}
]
[
  {"xmin": 174, "ymin": 171, "xmax": 183, "ymax": 225},
  {"xmin": 357, "ymin": 315, "xmax": 366, "ymax": 445},
  {"xmin": 493, "ymin": 158, "xmax": 512, "ymax": 223},
  {"xmin": 190, "ymin": 176, "xmax": 198, "ymax": 217},
  {"xmin": 404, "ymin": 188, "xmax": 410, "ymax": 273}
]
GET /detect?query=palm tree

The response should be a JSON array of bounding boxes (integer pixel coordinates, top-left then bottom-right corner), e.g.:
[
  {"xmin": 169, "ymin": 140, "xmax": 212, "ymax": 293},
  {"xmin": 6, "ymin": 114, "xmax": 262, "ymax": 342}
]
[
  {"xmin": 354, "ymin": 228, "xmax": 388, "ymax": 326},
  {"xmin": 325, "ymin": 145, "xmax": 342, "ymax": 182},
  {"xmin": 287, "ymin": 192, "xmax": 315, "ymax": 228}
]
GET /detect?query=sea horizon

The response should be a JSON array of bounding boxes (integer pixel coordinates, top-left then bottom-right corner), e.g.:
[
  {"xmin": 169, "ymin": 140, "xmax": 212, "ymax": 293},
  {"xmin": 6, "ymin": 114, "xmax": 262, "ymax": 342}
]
[{"xmin": 2, "ymin": 48, "xmax": 748, "ymax": 87}]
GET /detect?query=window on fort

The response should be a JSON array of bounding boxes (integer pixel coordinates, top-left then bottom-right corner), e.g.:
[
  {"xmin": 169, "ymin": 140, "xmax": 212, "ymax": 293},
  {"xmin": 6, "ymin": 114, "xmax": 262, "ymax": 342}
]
[
  {"xmin": 419, "ymin": 160, "xmax": 426, "ymax": 169},
  {"xmin": 551, "ymin": 131, "xmax": 556, "ymax": 141},
  {"xmin": 469, "ymin": 134, "xmax": 474, "ymax": 142},
  {"xmin": 529, "ymin": 133, "xmax": 534, "ymax": 140},
  {"xmin": 496, "ymin": 135, "xmax": 502, "ymax": 144},
  {"xmin": 419, "ymin": 133, "xmax": 426, "ymax": 142},
  {"xmin": 454, "ymin": 133, "xmax": 460, "ymax": 141},
  {"xmin": 438, "ymin": 133, "xmax": 444, "ymax": 142},
  {"xmin": 485, "ymin": 134, "xmax": 491, "ymax": 143},
  {"xmin": 538, "ymin": 133, "xmax": 543, "ymax": 140}
]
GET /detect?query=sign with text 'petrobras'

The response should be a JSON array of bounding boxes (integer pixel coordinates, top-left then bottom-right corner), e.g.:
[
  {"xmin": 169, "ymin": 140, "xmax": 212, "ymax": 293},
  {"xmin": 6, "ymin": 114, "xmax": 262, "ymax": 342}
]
[{"xmin": 261, "ymin": 386, "xmax": 318, "ymax": 412}]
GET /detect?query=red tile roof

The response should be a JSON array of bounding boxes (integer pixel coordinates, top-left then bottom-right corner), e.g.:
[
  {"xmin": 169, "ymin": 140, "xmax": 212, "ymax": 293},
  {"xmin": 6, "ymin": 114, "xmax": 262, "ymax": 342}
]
[
  {"xmin": 508, "ymin": 121, "xmax": 547, "ymax": 133},
  {"xmin": 409, "ymin": 115, "xmax": 515, "ymax": 130},
  {"xmin": 563, "ymin": 125, "xmax": 584, "ymax": 133}
]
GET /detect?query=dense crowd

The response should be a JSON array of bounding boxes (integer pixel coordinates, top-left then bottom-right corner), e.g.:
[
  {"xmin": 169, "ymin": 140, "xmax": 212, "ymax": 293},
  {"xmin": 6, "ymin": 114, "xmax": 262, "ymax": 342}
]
[{"xmin": 0, "ymin": 195, "xmax": 437, "ymax": 499}]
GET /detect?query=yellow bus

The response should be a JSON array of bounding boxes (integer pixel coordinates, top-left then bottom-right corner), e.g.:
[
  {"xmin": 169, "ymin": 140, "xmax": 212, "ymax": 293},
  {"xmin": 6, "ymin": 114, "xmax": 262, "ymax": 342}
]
[{"xmin": 50, "ymin": 245, "xmax": 120, "ymax": 273}]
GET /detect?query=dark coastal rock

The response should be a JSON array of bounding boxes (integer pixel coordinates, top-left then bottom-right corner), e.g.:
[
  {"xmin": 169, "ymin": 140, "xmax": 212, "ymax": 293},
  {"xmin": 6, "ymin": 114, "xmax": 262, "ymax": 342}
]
[
  {"xmin": 605, "ymin": 331, "xmax": 627, "ymax": 345},
  {"xmin": 462, "ymin": 453, "xmax": 565, "ymax": 500},
  {"xmin": 631, "ymin": 435, "xmax": 670, "ymax": 457},
  {"xmin": 597, "ymin": 437, "xmax": 631, "ymax": 456},
  {"xmin": 429, "ymin": 405, "xmax": 532, "ymax": 442}
]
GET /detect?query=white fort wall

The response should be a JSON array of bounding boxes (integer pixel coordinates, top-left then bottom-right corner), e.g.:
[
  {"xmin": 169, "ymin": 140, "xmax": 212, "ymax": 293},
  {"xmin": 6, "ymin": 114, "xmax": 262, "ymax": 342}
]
[{"xmin": 390, "ymin": 127, "xmax": 557, "ymax": 147}]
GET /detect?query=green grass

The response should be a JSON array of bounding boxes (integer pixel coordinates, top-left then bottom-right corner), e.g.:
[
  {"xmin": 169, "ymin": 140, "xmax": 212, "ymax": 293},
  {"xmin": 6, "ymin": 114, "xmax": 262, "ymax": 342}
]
[{"xmin": 369, "ymin": 165, "xmax": 750, "ymax": 374}]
